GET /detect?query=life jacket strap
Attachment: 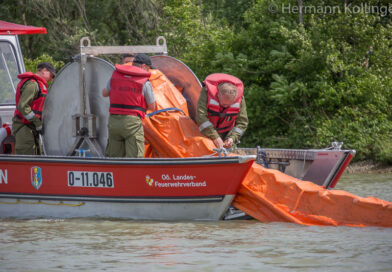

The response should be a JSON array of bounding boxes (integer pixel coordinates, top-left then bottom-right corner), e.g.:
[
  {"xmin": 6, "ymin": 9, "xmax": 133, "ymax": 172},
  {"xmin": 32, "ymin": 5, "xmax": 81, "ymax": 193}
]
[{"xmin": 110, "ymin": 104, "xmax": 146, "ymax": 112}]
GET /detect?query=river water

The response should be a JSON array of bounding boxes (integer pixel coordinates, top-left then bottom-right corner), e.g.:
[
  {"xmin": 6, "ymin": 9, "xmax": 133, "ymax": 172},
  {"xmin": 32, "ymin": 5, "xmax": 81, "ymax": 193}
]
[{"xmin": 0, "ymin": 173, "xmax": 391, "ymax": 271}]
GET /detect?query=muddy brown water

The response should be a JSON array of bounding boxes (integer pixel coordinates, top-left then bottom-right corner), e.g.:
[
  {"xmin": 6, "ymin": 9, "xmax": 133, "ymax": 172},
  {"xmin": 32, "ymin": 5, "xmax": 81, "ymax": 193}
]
[{"xmin": 0, "ymin": 173, "xmax": 391, "ymax": 271}]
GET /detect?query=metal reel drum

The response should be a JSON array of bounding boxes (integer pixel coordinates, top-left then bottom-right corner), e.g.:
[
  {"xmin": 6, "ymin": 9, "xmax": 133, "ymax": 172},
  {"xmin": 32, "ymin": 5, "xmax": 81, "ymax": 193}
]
[
  {"xmin": 151, "ymin": 55, "xmax": 202, "ymax": 120},
  {"xmin": 43, "ymin": 57, "xmax": 114, "ymax": 155}
]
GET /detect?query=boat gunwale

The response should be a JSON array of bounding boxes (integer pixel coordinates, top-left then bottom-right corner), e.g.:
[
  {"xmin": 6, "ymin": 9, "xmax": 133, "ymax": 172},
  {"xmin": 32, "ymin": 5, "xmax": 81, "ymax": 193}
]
[{"xmin": 0, "ymin": 154, "xmax": 256, "ymax": 165}]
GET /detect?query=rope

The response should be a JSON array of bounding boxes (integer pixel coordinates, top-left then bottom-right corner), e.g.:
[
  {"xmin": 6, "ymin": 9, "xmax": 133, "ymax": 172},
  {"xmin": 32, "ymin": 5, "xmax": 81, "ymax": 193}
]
[
  {"xmin": 147, "ymin": 107, "xmax": 185, "ymax": 117},
  {"xmin": 291, "ymin": 189, "xmax": 305, "ymax": 213},
  {"xmin": 261, "ymin": 151, "xmax": 269, "ymax": 168},
  {"xmin": 203, "ymin": 151, "xmax": 219, "ymax": 157},
  {"xmin": 0, "ymin": 199, "xmax": 85, "ymax": 207},
  {"xmin": 202, "ymin": 148, "xmax": 232, "ymax": 157},
  {"xmin": 301, "ymin": 150, "xmax": 308, "ymax": 180},
  {"xmin": 256, "ymin": 146, "xmax": 269, "ymax": 168}
]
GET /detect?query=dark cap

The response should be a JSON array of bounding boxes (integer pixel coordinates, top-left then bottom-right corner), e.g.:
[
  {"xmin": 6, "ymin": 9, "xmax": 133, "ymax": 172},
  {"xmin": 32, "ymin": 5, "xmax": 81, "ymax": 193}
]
[
  {"xmin": 37, "ymin": 62, "xmax": 56, "ymax": 78},
  {"xmin": 133, "ymin": 53, "xmax": 155, "ymax": 69},
  {"xmin": 122, "ymin": 53, "xmax": 135, "ymax": 59}
]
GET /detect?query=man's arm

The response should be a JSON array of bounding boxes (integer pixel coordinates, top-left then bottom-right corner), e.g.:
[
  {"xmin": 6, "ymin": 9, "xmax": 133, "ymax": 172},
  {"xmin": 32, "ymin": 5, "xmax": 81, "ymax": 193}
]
[
  {"xmin": 17, "ymin": 81, "xmax": 42, "ymax": 130},
  {"xmin": 143, "ymin": 81, "xmax": 156, "ymax": 112},
  {"xmin": 226, "ymin": 96, "xmax": 248, "ymax": 144},
  {"xmin": 146, "ymin": 102, "xmax": 155, "ymax": 112},
  {"xmin": 196, "ymin": 87, "xmax": 220, "ymax": 141}
]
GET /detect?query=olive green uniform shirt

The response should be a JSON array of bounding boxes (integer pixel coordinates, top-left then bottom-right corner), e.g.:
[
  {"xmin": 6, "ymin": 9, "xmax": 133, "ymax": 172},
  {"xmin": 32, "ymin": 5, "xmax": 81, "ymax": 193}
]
[
  {"xmin": 12, "ymin": 80, "xmax": 43, "ymax": 133},
  {"xmin": 196, "ymin": 87, "xmax": 248, "ymax": 143},
  {"xmin": 12, "ymin": 80, "xmax": 43, "ymax": 155}
]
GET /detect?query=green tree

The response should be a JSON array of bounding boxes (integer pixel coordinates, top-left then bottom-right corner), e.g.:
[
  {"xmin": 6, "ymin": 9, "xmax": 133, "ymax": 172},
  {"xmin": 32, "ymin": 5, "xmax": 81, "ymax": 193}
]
[{"xmin": 210, "ymin": 0, "xmax": 392, "ymax": 163}]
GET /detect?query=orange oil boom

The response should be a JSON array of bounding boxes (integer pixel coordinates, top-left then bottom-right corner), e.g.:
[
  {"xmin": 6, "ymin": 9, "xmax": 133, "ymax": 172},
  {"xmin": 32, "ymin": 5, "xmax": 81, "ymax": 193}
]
[{"xmin": 144, "ymin": 66, "xmax": 392, "ymax": 227}]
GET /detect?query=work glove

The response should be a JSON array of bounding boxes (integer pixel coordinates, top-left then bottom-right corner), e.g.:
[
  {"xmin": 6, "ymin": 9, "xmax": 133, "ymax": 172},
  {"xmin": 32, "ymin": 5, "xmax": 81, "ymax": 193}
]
[{"xmin": 33, "ymin": 118, "xmax": 43, "ymax": 135}]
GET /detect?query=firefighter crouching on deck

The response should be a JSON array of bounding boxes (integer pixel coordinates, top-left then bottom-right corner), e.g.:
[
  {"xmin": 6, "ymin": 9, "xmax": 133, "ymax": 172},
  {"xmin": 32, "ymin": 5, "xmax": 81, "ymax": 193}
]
[
  {"xmin": 196, "ymin": 73, "xmax": 248, "ymax": 150},
  {"xmin": 102, "ymin": 53, "xmax": 156, "ymax": 158},
  {"xmin": 12, "ymin": 62, "xmax": 56, "ymax": 155}
]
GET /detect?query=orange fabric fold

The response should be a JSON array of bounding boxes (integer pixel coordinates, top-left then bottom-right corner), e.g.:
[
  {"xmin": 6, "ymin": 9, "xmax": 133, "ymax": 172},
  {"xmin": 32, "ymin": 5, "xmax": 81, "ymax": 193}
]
[{"xmin": 143, "ymin": 69, "xmax": 215, "ymax": 158}]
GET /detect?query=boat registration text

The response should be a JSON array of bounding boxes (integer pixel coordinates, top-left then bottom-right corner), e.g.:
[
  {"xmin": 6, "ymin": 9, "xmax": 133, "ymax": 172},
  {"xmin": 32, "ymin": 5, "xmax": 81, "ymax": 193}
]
[{"xmin": 67, "ymin": 171, "xmax": 114, "ymax": 188}]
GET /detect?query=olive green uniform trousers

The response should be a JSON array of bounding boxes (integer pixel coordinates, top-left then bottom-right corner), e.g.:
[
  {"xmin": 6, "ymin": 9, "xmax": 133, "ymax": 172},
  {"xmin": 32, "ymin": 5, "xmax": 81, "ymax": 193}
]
[
  {"xmin": 105, "ymin": 114, "xmax": 145, "ymax": 158},
  {"xmin": 13, "ymin": 122, "xmax": 41, "ymax": 155}
]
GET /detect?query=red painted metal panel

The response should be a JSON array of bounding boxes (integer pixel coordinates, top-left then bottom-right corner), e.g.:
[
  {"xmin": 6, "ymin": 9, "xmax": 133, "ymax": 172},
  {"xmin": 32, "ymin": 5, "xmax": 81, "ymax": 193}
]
[
  {"xmin": 329, "ymin": 153, "xmax": 354, "ymax": 188},
  {"xmin": 0, "ymin": 20, "xmax": 47, "ymax": 35},
  {"xmin": 0, "ymin": 159, "xmax": 253, "ymax": 197}
]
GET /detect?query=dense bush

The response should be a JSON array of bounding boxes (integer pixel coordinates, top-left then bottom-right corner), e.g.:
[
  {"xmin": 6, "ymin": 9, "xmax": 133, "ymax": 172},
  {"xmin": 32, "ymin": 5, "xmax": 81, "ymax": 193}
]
[{"xmin": 24, "ymin": 54, "xmax": 64, "ymax": 76}]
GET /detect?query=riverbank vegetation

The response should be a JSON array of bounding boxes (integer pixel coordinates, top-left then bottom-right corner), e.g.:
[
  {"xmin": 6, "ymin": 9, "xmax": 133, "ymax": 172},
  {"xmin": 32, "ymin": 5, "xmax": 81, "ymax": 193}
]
[{"xmin": 1, "ymin": 0, "xmax": 391, "ymax": 164}]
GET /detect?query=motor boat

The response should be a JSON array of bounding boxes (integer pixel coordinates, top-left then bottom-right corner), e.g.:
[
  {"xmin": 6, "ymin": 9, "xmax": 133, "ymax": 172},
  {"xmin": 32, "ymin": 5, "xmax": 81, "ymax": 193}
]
[{"xmin": 0, "ymin": 21, "xmax": 357, "ymax": 222}]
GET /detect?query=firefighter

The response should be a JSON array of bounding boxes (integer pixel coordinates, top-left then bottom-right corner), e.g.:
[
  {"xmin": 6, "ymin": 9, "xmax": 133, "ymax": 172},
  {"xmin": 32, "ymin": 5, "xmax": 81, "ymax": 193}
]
[
  {"xmin": 196, "ymin": 73, "xmax": 248, "ymax": 150},
  {"xmin": 102, "ymin": 54, "xmax": 156, "ymax": 158},
  {"xmin": 12, "ymin": 62, "xmax": 56, "ymax": 155}
]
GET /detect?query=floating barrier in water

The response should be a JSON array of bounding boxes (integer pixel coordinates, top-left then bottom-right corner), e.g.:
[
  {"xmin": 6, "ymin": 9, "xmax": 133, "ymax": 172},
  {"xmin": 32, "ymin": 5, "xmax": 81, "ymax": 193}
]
[{"xmin": 233, "ymin": 163, "xmax": 392, "ymax": 227}]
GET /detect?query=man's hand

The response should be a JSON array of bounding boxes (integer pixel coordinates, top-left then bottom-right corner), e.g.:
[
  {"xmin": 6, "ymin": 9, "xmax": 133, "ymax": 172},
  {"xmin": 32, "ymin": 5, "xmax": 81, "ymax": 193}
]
[
  {"xmin": 33, "ymin": 119, "xmax": 43, "ymax": 135},
  {"xmin": 223, "ymin": 137, "xmax": 234, "ymax": 148},
  {"xmin": 147, "ymin": 101, "xmax": 156, "ymax": 112},
  {"xmin": 102, "ymin": 88, "xmax": 110, "ymax": 97},
  {"xmin": 213, "ymin": 137, "xmax": 224, "ymax": 149}
]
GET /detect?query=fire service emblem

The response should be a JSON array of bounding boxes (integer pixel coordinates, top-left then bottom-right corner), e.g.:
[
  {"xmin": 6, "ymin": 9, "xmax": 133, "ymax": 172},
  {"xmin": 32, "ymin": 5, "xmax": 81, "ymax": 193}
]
[
  {"xmin": 145, "ymin": 175, "xmax": 154, "ymax": 186},
  {"xmin": 31, "ymin": 166, "xmax": 42, "ymax": 190}
]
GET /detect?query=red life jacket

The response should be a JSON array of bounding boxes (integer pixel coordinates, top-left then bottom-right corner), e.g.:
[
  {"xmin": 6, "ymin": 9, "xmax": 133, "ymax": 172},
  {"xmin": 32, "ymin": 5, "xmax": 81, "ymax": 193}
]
[
  {"xmin": 204, "ymin": 73, "xmax": 244, "ymax": 134},
  {"xmin": 14, "ymin": 72, "xmax": 48, "ymax": 124},
  {"xmin": 109, "ymin": 64, "xmax": 151, "ymax": 119}
]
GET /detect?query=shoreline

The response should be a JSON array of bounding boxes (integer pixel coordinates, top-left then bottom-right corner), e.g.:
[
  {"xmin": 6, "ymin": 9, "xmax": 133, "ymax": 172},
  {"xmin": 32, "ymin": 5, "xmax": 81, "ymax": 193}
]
[{"xmin": 346, "ymin": 160, "xmax": 392, "ymax": 174}]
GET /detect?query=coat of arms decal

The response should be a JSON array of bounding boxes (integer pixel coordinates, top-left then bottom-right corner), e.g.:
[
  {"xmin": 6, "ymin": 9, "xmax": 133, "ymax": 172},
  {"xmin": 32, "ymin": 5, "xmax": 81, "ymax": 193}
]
[{"xmin": 31, "ymin": 166, "xmax": 42, "ymax": 190}]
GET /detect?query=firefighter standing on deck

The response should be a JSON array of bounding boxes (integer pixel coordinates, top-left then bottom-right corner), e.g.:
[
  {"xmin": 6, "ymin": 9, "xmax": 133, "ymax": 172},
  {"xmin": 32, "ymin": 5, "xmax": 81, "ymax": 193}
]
[
  {"xmin": 102, "ymin": 53, "xmax": 156, "ymax": 158},
  {"xmin": 12, "ymin": 62, "xmax": 56, "ymax": 155},
  {"xmin": 196, "ymin": 73, "xmax": 248, "ymax": 150}
]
